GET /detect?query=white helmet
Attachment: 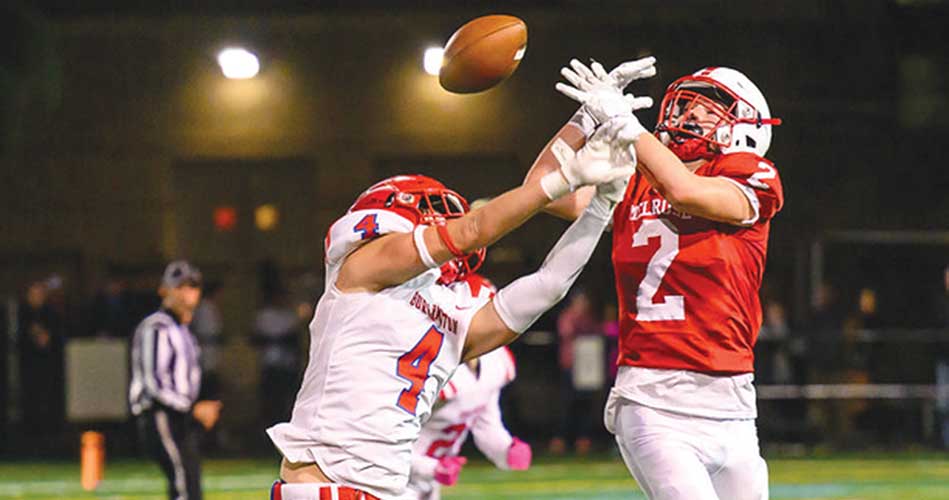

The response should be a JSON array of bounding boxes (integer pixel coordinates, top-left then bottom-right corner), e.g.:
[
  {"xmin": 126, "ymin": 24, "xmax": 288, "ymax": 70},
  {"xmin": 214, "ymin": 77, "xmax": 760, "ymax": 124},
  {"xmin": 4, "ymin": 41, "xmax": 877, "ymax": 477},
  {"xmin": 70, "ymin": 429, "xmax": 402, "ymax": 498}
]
[{"xmin": 656, "ymin": 67, "xmax": 781, "ymax": 161}]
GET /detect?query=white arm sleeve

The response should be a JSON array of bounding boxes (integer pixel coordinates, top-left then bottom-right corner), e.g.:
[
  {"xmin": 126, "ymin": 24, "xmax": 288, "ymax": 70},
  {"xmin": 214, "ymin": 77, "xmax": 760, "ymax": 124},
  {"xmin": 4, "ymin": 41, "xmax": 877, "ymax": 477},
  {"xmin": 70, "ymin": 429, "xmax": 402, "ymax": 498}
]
[
  {"xmin": 492, "ymin": 194, "xmax": 614, "ymax": 333},
  {"xmin": 471, "ymin": 390, "xmax": 514, "ymax": 469}
]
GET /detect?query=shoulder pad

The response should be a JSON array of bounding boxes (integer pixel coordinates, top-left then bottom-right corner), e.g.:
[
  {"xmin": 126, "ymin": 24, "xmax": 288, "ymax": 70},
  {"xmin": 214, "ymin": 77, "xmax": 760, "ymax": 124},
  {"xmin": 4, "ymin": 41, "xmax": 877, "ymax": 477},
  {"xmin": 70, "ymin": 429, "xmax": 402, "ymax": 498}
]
[{"xmin": 324, "ymin": 209, "xmax": 415, "ymax": 266}]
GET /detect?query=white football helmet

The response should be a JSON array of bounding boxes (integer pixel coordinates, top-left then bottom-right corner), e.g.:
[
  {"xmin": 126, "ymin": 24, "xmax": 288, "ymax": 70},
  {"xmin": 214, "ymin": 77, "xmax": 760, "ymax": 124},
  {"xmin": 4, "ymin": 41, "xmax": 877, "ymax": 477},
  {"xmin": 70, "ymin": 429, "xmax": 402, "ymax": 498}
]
[{"xmin": 656, "ymin": 67, "xmax": 781, "ymax": 161}]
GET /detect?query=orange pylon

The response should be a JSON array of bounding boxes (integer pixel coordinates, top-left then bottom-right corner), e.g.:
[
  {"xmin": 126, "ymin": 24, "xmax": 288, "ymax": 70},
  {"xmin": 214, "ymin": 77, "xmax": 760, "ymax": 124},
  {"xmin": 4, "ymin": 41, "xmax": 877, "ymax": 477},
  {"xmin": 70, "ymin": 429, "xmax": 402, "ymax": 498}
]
[{"xmin": 80, "ymin": 431, "xmax": 105, "ymax": 491}]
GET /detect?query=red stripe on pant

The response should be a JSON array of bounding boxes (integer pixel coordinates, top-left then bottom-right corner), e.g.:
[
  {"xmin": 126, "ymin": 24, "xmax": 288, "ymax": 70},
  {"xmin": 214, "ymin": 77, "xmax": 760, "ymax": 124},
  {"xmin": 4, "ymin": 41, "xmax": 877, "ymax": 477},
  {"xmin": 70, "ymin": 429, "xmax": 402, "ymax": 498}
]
[{"xmin": 270, "ymin": 482, "xmax": 381, "ymax": 500}]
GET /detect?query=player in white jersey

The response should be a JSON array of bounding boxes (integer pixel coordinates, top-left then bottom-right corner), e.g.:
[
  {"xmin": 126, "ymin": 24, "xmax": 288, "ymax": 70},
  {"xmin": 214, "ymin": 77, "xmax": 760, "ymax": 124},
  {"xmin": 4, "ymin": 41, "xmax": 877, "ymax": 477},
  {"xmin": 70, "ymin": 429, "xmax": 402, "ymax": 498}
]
[
  {"xmin": 266, "ymin": 94, "xmax": 657, "ymax": 500},
  {"xmin": 406, "ymin": 275, "xmax": 531, "ymax": 500}
]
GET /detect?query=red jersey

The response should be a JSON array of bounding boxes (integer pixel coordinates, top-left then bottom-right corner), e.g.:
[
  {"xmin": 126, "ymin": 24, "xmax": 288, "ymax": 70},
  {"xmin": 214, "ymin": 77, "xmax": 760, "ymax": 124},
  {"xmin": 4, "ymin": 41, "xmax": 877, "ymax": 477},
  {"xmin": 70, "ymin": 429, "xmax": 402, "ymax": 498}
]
[{"xmin": 611, "ymin": 152, "xmax": 783, "ymax": 374}]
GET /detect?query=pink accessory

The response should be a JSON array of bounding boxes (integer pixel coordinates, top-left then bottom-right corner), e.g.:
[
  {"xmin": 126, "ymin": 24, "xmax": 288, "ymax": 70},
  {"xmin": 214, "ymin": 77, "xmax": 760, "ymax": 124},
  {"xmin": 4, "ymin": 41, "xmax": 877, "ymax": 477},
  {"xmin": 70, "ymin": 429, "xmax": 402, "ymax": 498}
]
[
  {"xmin": 434, "ymin": 456, "xmax": 467, "ymax": 486},
  {"xmin": 507, "ymin": 437, "xmax": 532, "ymax": 470}
]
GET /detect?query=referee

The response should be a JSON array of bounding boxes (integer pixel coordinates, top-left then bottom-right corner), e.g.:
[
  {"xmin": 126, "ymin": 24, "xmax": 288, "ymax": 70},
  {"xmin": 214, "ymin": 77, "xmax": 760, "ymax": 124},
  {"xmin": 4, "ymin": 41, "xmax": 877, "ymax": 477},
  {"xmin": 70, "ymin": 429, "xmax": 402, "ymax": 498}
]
[{"xmin": 129, "ymin": 260, "xmax": 221, "ymax": 500}]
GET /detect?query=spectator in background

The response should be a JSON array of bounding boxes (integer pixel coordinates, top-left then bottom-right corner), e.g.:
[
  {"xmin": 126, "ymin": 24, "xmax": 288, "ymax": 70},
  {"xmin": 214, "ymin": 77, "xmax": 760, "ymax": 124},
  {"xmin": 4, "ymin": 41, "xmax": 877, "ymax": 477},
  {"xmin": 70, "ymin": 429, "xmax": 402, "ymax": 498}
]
[
  {"xmin": 191, "ymin": 281, "xmax": 224, "ymax": 400},
  {"xmin": 756, "ymin": 299, "xmax": 793, "ymax": 385},
  {"xmin": 549, "ymin": 289, "xmax": 600, "ymax": 456},
  {"xmin": 44, "ymin": 274, "xmax": 71, "ymax": 325},
  {"xmin": 756, "ymin": 296, "xmax": 807, "ymax": 442},
  {"xmin": 806, "ymin": 282, "xmax": 845, "ymax": 382},
  {"xmin": 16, "ymin": 279, "xmax": 65, "ymax": 441},
  {"xmin": 822, "ymin": 287, "xmax": 878, "ymax": 447},
  {"xmin": 602, "ymin": 302, "xmax": 620, "ymax": 382},
  {"xmin": 809, "ymin": 282, "xmax": 845, "ymax": 331},
  {"xmin": 850, "ymin": 287, "xmax": 882, "ymax": 331},
  {"xmin": 252, "ymin": 290, "xmax": 306, "ymax": 429},
  {"xmin": 88, "ymin": 273, "xmax": 135, "ymax": 338}
]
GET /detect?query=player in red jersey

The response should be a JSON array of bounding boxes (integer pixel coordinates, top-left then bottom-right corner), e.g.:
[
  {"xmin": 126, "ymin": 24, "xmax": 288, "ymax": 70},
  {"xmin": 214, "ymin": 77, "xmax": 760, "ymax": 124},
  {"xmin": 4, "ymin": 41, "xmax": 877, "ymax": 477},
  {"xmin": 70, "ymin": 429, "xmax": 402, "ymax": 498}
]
[{"xmin": 525, "ymin": 58, "xmax": 782, "ymax": 500}]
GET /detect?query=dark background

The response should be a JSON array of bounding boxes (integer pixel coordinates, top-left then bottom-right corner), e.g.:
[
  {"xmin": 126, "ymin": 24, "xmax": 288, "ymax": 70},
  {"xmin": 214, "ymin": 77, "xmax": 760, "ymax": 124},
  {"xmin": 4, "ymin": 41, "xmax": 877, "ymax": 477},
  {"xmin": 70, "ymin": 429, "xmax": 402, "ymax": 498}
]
[{"xmin": 1, "ymin": 0, "xmax": 947, "ymax": 457}]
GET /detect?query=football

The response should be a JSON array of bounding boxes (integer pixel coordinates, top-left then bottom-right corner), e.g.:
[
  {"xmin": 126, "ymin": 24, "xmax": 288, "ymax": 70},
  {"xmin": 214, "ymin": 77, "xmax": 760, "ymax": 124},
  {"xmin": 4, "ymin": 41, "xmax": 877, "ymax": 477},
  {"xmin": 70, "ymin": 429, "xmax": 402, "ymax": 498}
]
[{"xmin": 439, "ymin": 14, "xmax": 528, "ymax": 94}]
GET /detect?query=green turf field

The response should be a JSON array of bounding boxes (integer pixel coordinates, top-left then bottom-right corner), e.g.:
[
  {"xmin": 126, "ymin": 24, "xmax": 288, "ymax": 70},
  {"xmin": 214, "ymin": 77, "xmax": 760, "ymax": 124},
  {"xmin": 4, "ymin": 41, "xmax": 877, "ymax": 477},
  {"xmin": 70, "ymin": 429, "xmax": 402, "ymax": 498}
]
[{"xmin": 1, "ymin": 455, "xmax": 947, "ymax": 499}]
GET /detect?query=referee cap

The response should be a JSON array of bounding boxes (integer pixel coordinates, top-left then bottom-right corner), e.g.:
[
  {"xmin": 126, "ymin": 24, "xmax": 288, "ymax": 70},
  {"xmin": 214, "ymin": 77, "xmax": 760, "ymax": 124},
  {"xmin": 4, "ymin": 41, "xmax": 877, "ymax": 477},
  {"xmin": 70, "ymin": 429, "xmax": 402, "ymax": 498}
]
[{"xmin": 161, "ymin": 260, "xmax": 202, "ymax": 288}]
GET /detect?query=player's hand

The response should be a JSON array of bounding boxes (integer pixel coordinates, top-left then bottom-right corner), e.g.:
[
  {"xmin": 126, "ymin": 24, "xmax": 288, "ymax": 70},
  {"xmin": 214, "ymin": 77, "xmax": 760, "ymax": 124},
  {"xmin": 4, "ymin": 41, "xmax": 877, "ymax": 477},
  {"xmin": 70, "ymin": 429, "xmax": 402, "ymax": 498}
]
[
  {"xmin": 595, "ymin": 171, "xmax": 632, "ymax": 206},
  {"xmin": 562, "ymin": 120, "xmax": 637, "ymax": 188},
  {"xmin": 542, "ymin": 118, "xmax": 636, "ymax": 200},
  {"xmin": 608, "ymin": 56, "xmax": 658, "ymax": 90},
  {"xmin": 434, "ymin": 456, "xmax": 467, "ymax": 486},
  {"xmin": 192, "ymin": 400, "xmax": 222, "ymax": 430},
  {"xmin": 595, "ymin": 117, "xmax": 639, "ymax": 206},
  {"xmin": 507, "ymin": 437, "xmax": 532, "ymax": 470},
  {"xmin": 557, "ymin": 59, "xmax": 654, "ymax": 125},
  {"xmin": 564, "ymin": 56, "xmax": 658, "ymax": 92}
]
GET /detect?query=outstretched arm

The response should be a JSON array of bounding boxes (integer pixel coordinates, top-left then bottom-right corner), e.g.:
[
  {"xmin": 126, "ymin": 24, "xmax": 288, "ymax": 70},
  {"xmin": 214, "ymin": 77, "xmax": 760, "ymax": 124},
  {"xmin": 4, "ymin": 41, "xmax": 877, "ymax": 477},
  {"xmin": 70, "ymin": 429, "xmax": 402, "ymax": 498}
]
[
  {"xmin": 522, "ymin": 121, "xmax": 595, "ymax": 221},
  {"xmin": 462, "ymin": 170, "xmax": 625, "ymax": 360},
  {"xmin": 523, "ymin": 56, "xmax": 659, "ymax": 221},
  {"xmin": 337, "ymin": 126, "xmax": 633, "ymax": 293},
  {"xmin": 471, "ymin": 390, "xmax": 526, "ymax": 470},
  {"xmin": 554, "ymin": 58, "xmax": 755, "ymax": 226},
  {"xmin": 337, "ymin": 180, "xmax": 551, "ymax": 293}
]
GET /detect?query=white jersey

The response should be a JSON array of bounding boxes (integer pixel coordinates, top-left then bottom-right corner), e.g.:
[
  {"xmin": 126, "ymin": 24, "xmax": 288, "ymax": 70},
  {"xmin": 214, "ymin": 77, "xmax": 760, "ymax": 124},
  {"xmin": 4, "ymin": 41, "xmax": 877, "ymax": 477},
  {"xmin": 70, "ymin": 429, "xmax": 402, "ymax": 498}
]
[
  {"xmin": 407, "ymin": 346, "xmax": 517, "ymax": 499},
  {"xmin": 267, "ymin": 209, "xmax": 489, "ymax": 500},
  {"xmin": 605, "ymin": 366, "xmax": 757, "ymax": 425},
  {"xmin": 406, "ymin": 278, "xmax": 517, "ymax": 499}
]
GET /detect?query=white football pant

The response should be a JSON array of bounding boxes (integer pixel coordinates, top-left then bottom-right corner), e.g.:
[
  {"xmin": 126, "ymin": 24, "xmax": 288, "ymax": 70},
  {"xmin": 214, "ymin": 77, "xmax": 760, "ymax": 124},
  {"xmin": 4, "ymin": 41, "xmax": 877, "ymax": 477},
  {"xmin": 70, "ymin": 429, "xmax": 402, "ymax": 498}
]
[{"xmin": 611, "ymin": 400, "xmax": 768, "ymax": 500}]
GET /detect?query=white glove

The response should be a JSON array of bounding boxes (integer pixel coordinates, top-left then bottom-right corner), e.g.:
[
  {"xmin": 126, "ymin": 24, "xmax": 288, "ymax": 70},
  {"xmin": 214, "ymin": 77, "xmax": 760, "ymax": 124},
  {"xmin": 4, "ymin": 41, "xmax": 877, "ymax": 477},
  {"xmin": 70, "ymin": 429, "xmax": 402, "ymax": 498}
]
[
  {"xmin": 558, "ymin": 58, "xmax": 654, "ymax": 136},
  {"xmin": 540, "ymin": 121, "xmax": 636, "ymax": 200},
  {"xmin": 563, "ymin": 57, "xmax": 656, "ymax": 106},
  {"xmin": 595, "ymin": 169, "xmax": 631, "ymax": 206},
  {"xmin": 608, "ymin": 56, "xmax": 658, "ymax": 91},
  {"xmin": 594, "ymin": 118, "xmax": 639, "ymax": 205}
]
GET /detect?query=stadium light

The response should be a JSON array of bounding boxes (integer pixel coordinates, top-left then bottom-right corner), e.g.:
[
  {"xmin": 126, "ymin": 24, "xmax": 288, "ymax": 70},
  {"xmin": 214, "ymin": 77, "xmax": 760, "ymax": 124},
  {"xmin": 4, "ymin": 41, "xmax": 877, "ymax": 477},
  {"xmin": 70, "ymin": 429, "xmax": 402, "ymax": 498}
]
[
  {"xmin": 423, "ymin": 47, "xmax": 444, "ymax": 76},
  {"xmin": 217, "ymin": 47, "xmax": 260, "ymax": 79}
]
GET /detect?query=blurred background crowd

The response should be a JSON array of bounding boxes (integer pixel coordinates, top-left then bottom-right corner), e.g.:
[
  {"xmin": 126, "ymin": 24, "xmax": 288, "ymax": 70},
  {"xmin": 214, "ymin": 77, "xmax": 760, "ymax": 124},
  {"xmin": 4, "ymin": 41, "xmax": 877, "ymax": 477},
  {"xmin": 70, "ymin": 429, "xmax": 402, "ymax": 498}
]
[{"xmin": 1, "ymin": 0, "xmax": 947, "ymax": 462}]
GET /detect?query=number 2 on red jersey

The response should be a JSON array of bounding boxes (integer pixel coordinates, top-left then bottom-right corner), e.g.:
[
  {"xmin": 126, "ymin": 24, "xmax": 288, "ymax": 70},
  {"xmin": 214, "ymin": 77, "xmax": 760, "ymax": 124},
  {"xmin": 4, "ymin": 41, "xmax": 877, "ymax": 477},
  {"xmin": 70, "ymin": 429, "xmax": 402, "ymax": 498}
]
[
  {"xmin": 396, "ymin": 326, "xmax": 444, "ymax": 415},
  {"xmin": 632, "ymin": 162, "xmax": 776, "ymax": 322},
  {"xmin": 632, "ymin": 219, "xmax": 684, "ymax": 321}
]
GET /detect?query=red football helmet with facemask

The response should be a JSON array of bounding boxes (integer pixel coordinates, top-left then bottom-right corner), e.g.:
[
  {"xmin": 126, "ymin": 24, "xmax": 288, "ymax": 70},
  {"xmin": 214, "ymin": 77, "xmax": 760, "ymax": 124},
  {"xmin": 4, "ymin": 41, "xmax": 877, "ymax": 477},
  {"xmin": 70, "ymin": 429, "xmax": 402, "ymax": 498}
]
[
  {"xmin": 656, "ymin": 67, "xmax": 782, "ymax": 162},
  {"xmin": 348, "ymin": 174, "xmax": 485, "ymax": 285}
]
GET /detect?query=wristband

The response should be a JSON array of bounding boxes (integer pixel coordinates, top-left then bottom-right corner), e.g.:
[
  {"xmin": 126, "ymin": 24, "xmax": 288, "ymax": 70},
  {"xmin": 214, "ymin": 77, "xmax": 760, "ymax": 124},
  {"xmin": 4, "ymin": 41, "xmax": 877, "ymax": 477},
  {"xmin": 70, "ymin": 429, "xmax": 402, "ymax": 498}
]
[
  {"xmin": 540, "ymin": 170, "xmax": 571, "ymax": 200},
  {"xmin": 413, "ymin": 226, "xmax": 439, "ymax": 269}
]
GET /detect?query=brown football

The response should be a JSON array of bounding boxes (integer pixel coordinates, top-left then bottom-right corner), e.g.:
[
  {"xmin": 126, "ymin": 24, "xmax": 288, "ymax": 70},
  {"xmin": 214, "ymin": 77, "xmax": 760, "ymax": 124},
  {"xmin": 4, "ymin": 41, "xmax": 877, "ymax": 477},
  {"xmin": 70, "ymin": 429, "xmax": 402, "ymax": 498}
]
[{"xmin": 439, "ymin": 15, "xmax": 528, "ymax": 94}]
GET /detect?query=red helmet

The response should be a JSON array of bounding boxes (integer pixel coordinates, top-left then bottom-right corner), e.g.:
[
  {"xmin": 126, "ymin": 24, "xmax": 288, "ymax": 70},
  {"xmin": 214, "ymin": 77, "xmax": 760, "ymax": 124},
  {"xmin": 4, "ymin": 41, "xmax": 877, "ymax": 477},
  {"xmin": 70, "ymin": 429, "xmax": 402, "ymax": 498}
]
[
  {"xmin": 656, "ymin": 67, "xmax": 781, "ymax": 162},
  {"xmin": 349, "ymin": 174, "xmax": 485, "ymax": 285}
]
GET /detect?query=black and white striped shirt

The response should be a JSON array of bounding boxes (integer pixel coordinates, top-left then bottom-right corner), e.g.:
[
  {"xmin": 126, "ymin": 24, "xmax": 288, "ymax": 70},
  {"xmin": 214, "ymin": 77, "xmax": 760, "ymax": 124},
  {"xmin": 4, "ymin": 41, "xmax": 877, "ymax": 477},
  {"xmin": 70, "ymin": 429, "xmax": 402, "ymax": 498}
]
[{"xmin": 129, "ymin": 310, "xmax": 202, "ymax": 415}]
